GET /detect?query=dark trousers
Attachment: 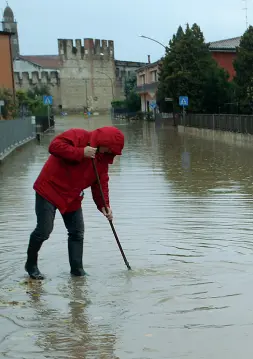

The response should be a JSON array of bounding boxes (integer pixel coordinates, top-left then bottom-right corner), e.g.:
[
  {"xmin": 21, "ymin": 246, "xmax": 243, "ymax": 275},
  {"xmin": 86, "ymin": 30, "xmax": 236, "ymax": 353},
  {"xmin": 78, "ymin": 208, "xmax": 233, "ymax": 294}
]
[{"xmin": 28, "ymin": 192, "xmax": 84, "ymax": 270}]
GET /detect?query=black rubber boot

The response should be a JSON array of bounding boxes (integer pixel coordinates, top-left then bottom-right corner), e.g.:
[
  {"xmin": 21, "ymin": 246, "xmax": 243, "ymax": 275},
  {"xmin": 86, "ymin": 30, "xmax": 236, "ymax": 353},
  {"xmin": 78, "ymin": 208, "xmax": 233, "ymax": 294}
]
[
  {"xmin": 68, "ymin": 240, "xmax": 86, "ymax": 276},
  {"xmin": 25, "ymin": 240, "xmax": 44, "ymax": 280}
]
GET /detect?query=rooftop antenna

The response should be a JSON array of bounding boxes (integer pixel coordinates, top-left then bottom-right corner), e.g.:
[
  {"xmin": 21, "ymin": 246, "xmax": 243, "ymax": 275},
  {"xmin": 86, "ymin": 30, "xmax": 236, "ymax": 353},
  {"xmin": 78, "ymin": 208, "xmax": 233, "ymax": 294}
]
[{"xmin": 242, "ymin": 0, "xmax": 248, "ymax": 29}]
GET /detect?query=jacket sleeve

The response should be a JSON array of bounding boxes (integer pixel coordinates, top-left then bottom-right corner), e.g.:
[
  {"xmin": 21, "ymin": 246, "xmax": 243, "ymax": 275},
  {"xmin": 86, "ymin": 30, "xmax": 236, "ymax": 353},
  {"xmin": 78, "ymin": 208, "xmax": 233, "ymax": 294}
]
[
  {"xmin": 91, "ymin": 166, "xmax": 110, "ymax": 211},
  {"xmin": 48, "ymin": 129, "xmax": 85, "ymax": 162}
]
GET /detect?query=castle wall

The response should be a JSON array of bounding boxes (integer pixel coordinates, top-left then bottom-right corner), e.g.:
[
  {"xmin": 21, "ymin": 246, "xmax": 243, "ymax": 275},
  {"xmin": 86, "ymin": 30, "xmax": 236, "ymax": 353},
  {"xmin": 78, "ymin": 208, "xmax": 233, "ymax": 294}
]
[
  {"xmin": 58, "ymin": 38, "xmax": 116, "ymax": 112},
  {"xmin": 14, "ymin": 71, "xmax": 61, "ymax": 108}
]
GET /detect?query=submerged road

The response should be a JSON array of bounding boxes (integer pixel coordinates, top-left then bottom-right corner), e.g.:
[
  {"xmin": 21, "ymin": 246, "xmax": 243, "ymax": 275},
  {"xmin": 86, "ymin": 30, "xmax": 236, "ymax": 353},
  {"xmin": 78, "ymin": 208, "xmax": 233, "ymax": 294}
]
[{"xmin": 1, "ymin": 115, "xmax": 253, "ymax": 358}]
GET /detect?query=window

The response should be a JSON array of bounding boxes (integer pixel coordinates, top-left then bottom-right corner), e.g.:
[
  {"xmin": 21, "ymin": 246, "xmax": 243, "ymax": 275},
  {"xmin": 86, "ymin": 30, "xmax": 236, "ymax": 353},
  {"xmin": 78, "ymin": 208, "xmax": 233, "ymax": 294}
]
[
  {"xmin": 151, "ymin": 70, "xmax": 157, "ymax": 82},
  {"xmin": 140, "ymin": 74, "xmax": 145, "ymax": 84}
]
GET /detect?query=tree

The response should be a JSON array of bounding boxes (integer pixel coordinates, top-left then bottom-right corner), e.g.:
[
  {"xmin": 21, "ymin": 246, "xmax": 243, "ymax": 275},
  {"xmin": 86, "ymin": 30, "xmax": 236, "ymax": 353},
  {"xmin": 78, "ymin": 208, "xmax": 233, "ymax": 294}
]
[
  {"xmin": 233, "ymin": 26, "xmax": 253, "ymax": 114},
  {"xmin": 0, "ymin": 88, "xmax": 17, "ymax": 119},
  {"xmin": 157, "ymin": 23, "xmax": 231, "ymax": 114},
  {"xmin": 16, "ymin": 85, "xmax": 51, "ymax": 116},
  {"xmin": 124, "ymin": 75, "xmax": 141, "ymax": 112}
]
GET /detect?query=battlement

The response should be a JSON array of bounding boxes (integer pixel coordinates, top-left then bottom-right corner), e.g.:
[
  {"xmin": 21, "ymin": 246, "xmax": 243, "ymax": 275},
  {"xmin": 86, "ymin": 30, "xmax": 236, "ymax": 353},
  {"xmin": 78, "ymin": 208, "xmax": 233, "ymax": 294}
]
[
  {"xmin": 58, "ymin": 38, "xmax": 114, "ymax": 60},
  {"xmin": 14, "ymin": 70, "xmax": 60, "ymax": 85}
]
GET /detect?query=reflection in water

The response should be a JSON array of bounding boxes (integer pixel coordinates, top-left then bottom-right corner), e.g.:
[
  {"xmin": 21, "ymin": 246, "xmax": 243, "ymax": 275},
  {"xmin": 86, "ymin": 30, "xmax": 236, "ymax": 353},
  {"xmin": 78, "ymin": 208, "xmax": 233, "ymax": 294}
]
[{"xmin": 1, "ymin": 116, "xmax": 253, "ymax": 358}]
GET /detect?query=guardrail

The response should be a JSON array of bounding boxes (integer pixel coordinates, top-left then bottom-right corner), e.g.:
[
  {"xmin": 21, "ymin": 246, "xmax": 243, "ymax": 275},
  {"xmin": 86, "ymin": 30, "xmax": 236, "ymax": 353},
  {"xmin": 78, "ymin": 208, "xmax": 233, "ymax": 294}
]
[
  {"xmin": 0, "ymin": 115, "xmax": 55, "ymax": 162},
  {"xmin": 179, "ymin": 114, "xmax": 253, "ymax": 134}
]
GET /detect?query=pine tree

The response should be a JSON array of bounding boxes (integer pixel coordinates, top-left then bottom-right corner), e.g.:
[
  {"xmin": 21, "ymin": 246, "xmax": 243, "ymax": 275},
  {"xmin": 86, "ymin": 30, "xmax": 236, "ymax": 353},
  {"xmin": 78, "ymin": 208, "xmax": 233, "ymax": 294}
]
[
  {"xmin": 234, "ymin": 26, "xmax": 253, "ymax": 113},
  {"xmin": 157, "ymin": 23, "xmax": 231, "ymax": 113}
]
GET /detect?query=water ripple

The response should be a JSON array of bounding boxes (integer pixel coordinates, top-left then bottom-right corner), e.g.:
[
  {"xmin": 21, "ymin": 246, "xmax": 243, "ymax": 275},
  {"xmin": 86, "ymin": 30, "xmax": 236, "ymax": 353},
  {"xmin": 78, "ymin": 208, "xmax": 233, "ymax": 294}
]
[{"xmin": 1, "ymin": 117, "xmax": 253, "ymax": 358}]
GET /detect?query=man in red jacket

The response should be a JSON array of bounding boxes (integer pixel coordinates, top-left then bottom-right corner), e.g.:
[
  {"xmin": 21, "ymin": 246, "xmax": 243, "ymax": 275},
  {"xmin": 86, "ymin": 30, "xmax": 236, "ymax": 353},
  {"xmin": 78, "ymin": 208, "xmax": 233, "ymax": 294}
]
[{"xmin": 25, "ymin": 126, "xmax": 125, "ymax": 280}]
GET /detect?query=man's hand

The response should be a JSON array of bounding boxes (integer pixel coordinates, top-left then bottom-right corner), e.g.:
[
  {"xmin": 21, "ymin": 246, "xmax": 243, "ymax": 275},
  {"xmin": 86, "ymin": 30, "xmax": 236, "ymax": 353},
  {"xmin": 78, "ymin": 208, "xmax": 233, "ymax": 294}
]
[
  {"xmin": 84, "ymin": 146, "xmax": 97, "ymax": 158},
  {"xmin": 102, "ymin": 207, "xmax": 113, "ymax": 221}
]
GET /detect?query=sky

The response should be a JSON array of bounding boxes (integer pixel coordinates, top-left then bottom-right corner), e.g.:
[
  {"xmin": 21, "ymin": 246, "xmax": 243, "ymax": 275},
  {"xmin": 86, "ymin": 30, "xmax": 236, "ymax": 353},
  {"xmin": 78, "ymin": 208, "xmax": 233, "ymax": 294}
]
[{"xmin": 0, "ymin": 0, "xmax": 252, "ymax": 63}]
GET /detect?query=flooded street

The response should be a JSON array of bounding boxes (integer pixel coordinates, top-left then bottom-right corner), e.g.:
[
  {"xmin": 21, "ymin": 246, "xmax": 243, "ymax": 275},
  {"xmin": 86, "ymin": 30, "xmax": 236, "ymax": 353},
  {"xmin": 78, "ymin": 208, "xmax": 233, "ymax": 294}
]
[{"xmin": 1, "ymin": 115, "xmax": 253, "ymax": 358}]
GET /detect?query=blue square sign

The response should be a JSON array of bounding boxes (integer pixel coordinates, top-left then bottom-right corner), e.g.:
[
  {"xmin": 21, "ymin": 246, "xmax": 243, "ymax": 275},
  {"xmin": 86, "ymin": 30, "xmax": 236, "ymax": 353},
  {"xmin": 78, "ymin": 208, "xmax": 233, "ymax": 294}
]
[
  {"xmin": 179, "ymin": 96, "xmax": 188, "ymax": 106},
  {"xmin": 43, "ymin": 95, "xmax": 53, "ymax": 106}
]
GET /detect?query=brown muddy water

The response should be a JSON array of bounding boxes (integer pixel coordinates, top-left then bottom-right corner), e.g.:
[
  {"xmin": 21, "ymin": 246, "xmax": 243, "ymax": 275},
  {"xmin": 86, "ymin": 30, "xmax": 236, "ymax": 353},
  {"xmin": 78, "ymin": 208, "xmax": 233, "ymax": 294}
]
[{"xmin": 1, "ymin": 115, "xmax": 253, "ymax": 358}]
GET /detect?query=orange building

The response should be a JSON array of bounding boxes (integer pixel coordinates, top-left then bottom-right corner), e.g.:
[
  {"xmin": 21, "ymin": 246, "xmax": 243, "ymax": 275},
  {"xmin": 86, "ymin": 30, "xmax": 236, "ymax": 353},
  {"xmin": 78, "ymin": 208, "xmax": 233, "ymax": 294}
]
[
  {"xmin": 0, "ymin": 31, "xmax": 15, "ymax": 93},
  {"xmin": 136, "ymin": 60, "xmax": 161, "ymax": 112},
  {"xmin": 209, "ymin": 37, "xmax": 240, "ymax": 81}
]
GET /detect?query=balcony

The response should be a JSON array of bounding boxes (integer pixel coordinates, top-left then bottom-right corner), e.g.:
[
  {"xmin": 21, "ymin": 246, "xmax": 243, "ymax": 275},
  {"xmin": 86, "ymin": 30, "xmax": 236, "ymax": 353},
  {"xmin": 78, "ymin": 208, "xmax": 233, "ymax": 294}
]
[{"xmin": 136, "ymin": 82, "xmax": 159, "ymax": 94}]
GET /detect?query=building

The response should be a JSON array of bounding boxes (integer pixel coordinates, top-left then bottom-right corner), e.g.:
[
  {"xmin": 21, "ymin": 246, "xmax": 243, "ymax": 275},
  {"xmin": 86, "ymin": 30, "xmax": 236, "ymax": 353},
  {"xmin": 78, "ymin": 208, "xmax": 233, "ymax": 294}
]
[
  {"xmin": 209, "ymin": 37, "xmax": 240, "ymax": 80},
  {"xmin": 136, "ymin": 60, "xmax": 160, "ymax": 112},
  {"xmin": 1, "ymin": 5, "xmax": 146, "ymax": 112},
  {"xmin": 136, "ymin": 37, "xmax": 241, "ymax": 112},
  {"xmin": 1, "ymin": 5, "xmax": 19, "ymax": 59},
  {"xmin": 0, "ymin": 30, "xmax": 15, "ymax": 94}
]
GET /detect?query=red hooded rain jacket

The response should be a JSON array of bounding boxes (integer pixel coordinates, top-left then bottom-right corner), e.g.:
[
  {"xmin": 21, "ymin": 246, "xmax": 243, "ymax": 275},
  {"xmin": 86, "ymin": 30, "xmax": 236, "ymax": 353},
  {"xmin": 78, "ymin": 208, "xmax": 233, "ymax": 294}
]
[{"xmin": 33, "ymin": 126, "xmax": 124, "ymax": 214}]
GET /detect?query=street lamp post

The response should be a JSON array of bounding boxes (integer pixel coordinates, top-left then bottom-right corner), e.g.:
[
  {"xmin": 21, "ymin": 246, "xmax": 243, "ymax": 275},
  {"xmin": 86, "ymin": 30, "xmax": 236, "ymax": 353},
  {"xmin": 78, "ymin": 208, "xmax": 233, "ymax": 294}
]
[
  {"xmin": 84, "ymin": 79, "xmax": 88, "ymax": 108},
  {"xmin": 139, "ymin": 35, "xmax": 167, "ymax": 115},
  {"xmin": 139, "ymin": 35, "xmax": 167, "ymax": 50},
  {"xmin": 96, "ymin": 70, "xmax": 114, "ymax": 99}
]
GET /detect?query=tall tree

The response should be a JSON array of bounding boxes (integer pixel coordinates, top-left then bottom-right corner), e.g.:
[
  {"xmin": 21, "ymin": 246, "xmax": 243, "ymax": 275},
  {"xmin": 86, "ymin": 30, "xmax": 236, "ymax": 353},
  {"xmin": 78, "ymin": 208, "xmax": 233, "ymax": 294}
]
[
  {"xmin": 157, "ymin": 23, "xmax": 231, "ymax": 113},
  {"xmin": 124, "ymin": 75, "xmax": 141, "ymax": 112},
  {"xmin": 233, "ymin": 26, "xmax": 253, "ymax": 114}
]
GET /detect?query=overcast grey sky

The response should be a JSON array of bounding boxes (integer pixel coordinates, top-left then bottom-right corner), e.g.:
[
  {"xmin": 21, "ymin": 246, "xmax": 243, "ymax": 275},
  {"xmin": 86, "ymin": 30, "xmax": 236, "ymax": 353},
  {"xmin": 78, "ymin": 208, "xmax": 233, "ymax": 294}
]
[{"xmin": 1, "ymin": 0, "xmax": 251, "ymax": 63}]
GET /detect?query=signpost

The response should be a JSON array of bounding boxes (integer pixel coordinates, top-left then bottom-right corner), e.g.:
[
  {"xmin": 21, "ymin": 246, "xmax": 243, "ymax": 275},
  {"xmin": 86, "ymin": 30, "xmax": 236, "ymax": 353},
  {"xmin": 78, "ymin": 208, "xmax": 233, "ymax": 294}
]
[
  {"xmin": 150, "ymin": 100, "xmax": 157, "ymax": 109},
  {"xmin": 179, "ymin": 96, "xmax": 188, "ymax": 127},
  {"xmin": 179, "ymin": 96, "xmax": 188, "ymax": 107},
  {"xmin": 43, "ymin": 95, "xmax": 53, "ymax": 129},
  {"xmin": 179, "ymin": 96, "xmax": 190, "ymax": 171}
]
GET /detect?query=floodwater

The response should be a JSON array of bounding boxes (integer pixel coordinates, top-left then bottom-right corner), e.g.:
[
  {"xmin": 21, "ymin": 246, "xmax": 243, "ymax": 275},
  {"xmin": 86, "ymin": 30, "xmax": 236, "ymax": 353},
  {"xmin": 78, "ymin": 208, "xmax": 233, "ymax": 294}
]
[{"xmin": 1, "ymin": 116, "xmax": 253, "ymax": 358}]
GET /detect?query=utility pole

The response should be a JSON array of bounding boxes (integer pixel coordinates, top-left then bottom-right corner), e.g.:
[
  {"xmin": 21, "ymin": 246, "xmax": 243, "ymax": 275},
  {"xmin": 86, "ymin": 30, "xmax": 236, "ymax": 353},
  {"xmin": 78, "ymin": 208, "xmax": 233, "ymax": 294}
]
[{"xmin": 242, "ymin": 0, "xmax": 248, "ymax": 29}]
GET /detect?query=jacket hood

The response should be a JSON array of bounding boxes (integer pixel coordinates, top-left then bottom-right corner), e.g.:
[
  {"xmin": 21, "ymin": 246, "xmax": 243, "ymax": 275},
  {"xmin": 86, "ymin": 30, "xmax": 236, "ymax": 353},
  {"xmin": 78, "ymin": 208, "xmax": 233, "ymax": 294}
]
[{"xmin": 89, "ymin": 126, "xmax": 125, "ymax": 155}]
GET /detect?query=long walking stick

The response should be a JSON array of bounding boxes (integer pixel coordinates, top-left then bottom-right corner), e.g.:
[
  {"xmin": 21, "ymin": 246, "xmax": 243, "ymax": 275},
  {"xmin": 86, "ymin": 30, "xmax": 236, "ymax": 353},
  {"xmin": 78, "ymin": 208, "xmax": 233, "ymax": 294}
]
[{"xmin": 92, "ymin": 158, "xmax": 131, "ymax": 270}]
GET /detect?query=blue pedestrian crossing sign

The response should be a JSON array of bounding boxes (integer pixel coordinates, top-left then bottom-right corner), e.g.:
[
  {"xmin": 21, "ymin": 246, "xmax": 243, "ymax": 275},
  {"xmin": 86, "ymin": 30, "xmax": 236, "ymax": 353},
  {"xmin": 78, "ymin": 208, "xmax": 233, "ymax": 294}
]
[
  {"xmin": 43, "ymin": 95, "xmax": 53, "ymax": 105},
  {"xmin": 150, "ymin": 101, "xmax": 157, "ymax": 109},
  {"xmin": 179, "ymin": 96, "xmax": 188, "ymax": 107}
]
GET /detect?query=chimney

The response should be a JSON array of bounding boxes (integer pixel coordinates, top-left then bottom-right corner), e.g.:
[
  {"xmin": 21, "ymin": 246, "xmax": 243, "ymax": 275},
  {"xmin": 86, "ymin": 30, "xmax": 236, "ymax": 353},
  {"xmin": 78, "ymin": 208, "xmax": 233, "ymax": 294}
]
[{"xmin": 148, "ymin": 55, "xmax": 150, "ymax": 63}]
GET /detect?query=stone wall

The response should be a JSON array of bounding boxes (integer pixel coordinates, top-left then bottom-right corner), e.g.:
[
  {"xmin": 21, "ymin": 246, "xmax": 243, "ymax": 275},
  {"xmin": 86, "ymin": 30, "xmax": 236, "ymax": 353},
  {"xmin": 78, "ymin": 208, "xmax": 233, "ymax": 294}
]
[
  {"xmin": 12, "ymin": 43, "xmax": 147, "ymax": 111},
  {"xmin": 14, "ymin": 71, "xmax": 61, "ymax": 108},
  {"xmin": 58, "ymin": 38, "xmax": 116, "ymax": 112}
]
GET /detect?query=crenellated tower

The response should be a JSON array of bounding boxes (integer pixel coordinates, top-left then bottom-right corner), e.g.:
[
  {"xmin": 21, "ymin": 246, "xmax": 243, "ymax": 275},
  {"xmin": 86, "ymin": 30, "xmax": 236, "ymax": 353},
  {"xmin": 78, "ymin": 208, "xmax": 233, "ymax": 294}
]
[{"xmin": 58, "ymin": 38, "xmax": 116, "ymax": 112}]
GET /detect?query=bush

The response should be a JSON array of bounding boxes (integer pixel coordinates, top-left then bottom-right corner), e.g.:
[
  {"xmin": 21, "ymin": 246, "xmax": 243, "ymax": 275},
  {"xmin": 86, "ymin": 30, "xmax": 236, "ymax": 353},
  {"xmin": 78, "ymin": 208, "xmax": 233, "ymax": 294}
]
[
  {"xmin": 0, "ymin": 88, "xmax": 17, "ymax": 119},
  {"xmin": 111, "ymin": 100, "xmax": 125, "ymax": 108},
  {"xmin": 16, "ymin": 87, "xmax": 50, "ymax": 116}
]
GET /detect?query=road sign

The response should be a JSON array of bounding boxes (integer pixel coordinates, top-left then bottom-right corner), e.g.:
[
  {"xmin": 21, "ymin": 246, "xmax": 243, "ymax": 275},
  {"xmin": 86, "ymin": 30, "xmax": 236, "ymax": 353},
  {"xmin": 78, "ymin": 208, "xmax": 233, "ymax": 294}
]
[
  {"xmin": 43, "ymin": 95, "xmax": 53, "ymax": 106},
  {"xmin": 179, "ymin": 96, "xmax": 188, "ymax": 106},
  {"xmin": 150, "ymin": 101, "xmax": 157, "ymax": 109},
  {"xmin": 0, "ymin": 100, "xmax": 4, "ymax": 106},
  {"xmin": 165, "ymin": 97, "xmax": 173, "ymax": 102}
]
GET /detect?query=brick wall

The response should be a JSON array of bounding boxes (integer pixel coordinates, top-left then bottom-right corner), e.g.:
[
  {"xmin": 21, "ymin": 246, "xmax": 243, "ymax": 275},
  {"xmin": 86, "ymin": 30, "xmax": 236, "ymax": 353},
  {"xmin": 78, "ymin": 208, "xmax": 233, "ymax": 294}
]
[
  {"xmin": 0, "ymin": 32, "xmax": 14, "ymax": 92},
  {"xmin": 211, "ymin": 51, "xmax": 237, "ymax": 80}
]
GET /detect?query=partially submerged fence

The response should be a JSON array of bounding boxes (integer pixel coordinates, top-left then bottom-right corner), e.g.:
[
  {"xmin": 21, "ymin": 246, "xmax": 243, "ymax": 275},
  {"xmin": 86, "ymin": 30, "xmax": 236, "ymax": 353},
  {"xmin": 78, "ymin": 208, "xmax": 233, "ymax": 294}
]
[
  {"xmin": 111, "ymin": 108, "xmax": 155, "ymax": 121},
  {"xmin": 0, "ymin": 115, "xmax": 54, "ymax": 162},
  {"xmin": 179, "ymin": 114, "xmax": 253, "ymax": 134}
]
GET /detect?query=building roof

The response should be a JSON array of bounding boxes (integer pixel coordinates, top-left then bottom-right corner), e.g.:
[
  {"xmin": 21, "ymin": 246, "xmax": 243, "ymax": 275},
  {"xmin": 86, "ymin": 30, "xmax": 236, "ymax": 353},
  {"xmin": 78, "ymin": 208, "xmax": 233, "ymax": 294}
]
[
  {"xmin": 115, "ymin": 60, "xmax": 147, "ymax": 67},
  {"xmin": 209, "ymin": 37, "xmax": 241, "ymax": 51},
  {"xmin": 136, "ymin": 60, "xmax": 161, "ymax": 72},
  {"xmin": 19, "ymin": 55, "xmax": 61, "ymax": 69}
]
